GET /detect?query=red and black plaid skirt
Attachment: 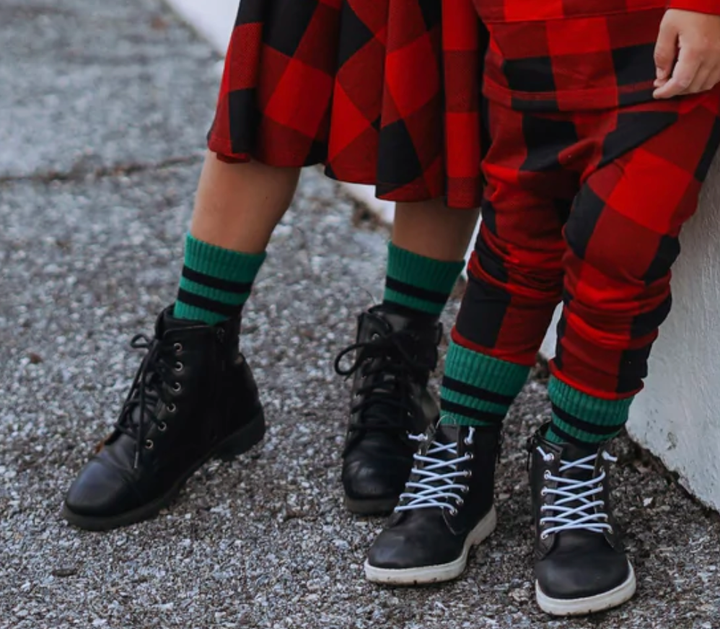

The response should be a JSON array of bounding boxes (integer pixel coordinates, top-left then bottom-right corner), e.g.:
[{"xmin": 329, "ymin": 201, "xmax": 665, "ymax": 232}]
[{"xmin": 208, "ymin": 0, "xmax": 487, "ymax": 209}]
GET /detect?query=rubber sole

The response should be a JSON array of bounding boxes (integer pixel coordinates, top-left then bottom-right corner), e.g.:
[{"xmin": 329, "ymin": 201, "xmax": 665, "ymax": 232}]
[
  {"xmin": 61, "ymin": 410, "xmax": 265, "ymax": 531},
  {"xmin": 343, "ymin": 495, "xmax": 397, "ymax": 516},
  {"xmin": 364, "ymin": 506, "xmax": 497, "ymax": 585},
  {"xmin": 536, "ymin": 563, "xmax": 637, "ymax": 616}
]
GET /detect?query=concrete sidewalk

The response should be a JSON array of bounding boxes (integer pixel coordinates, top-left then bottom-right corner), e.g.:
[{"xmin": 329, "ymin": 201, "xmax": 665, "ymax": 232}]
[{"xmin": 1, "ymin": 1, "xmax": 719, "ymax": 627}]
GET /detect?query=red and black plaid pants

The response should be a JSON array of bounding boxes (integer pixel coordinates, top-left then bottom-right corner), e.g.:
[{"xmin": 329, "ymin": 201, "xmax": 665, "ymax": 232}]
[
  {"xmin": 453, "ymin": 90, "xmax": 720, "ymax": 399},
  {"xmin": 208, "ymin": 0, "xmax": 487, "ymax": 209}
]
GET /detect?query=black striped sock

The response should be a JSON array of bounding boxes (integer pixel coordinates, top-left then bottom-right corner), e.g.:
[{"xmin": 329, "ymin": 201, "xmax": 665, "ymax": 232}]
[
  {"xmin": 383, "ymin": 242, "xmax": 464, "ymax": 316},
  {"xmin": 174, "ymin": 234, "xmax": 266, "ymax": 325}
]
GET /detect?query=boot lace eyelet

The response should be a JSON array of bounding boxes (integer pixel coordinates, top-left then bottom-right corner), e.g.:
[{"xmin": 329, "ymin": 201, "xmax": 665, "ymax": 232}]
[
  {"xmin": 173, "ymin": 343, "xmax": 183, "ymax": 354},
  {"xmin": 543, "ymin": 453, "xmax": 555, "ymax": 463},
  {"xmin": 145, "ymin": 439, "xmax": 154, "ymax": 450},
  {"xmin": 540, "ymin": 532, "xmax": 549, "ymax": 540},
  {"xmin": 467, "ymin": 452, "xmax": 475, "ymax": 461},
  {"xmin": 158, "ymin": 422, "xmax": 167, "ymax": 432},
  {"xmin": 464, "ymin": 470, "xmax": 472, "ymax": 478},
  {"xmin": 172, "ymin": 382, "xmax": 182, "ymax": 393},
  {"xmin": 541, "ymin": 488, "xmax": 547, "ymax": 496},
  {"xmin": 455, "ymin": 498, "xmax": 464, "ymax": 507},
  {"xmin": 543, "ymin": 470, "xmax": 551, "ymax": 480},
  {"xmin": 166, "ymin": 403, "xmax": 177, "ymax": 413},
  {"xmin": 449, "ymin": 507, "xmax": 458, "ymax": 516},
  {"xmin": 461, "ymin": 485, "xmax": 470, "ymax": 493},
  {"xmin": 174, "ymin": 362, "xmax": 184, "ymax": 373}
]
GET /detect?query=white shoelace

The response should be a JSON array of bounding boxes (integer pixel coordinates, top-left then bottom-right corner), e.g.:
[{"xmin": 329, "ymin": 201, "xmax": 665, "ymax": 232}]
[
  {"xmin": 395, "ymin": 427, "xmax": 475, "ymax": 515},
  {"xmin": 538, "ymin": 446, "xmax": 616, "ymax": 538}
]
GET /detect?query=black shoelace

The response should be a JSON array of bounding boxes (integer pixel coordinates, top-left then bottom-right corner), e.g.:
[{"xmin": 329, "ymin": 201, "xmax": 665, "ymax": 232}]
[
  {"xmin": 115, "ymin": 334, "xmax": 178, "ymax": 468},
  {"xmin": 334, "ymin": 330, "xmax": 434, "ymax": 433}
]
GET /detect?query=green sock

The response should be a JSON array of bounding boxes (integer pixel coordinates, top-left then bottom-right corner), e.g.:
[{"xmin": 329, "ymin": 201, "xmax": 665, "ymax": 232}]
[
  {"xmin": 546, "ymin": 376, "xmax": 634, "ymax": 447},
  {"xmin": 440, "ymin": 341, "xmax": 530, "ymax": 428},
  {"xmin": 174, "ymin": 234, "xmax": 266, "ymax": 325},
  {"xmin": 383, "ymin": 242, "xmax": 464, "ymax": 317}
]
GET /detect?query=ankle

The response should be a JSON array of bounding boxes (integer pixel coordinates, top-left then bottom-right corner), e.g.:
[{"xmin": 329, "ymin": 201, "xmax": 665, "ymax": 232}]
[{"xmin": 383, "ymin": 242, "xmax": 464, "ymax": 317}]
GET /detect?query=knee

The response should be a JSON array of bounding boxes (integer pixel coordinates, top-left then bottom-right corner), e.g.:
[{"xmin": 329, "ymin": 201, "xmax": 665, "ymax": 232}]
[
  {"xmin": 564, "ymin": 206, "xmax": 680, "ymax": 287},
  {"xmin": 473, "ymin": 224, "xmax": 564, "ymax": 297}
]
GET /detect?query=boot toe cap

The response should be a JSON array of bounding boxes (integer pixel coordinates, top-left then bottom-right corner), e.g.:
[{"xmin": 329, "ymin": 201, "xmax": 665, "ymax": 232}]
[
  {"xmin": 367, "ymin": 510, "xmax": 465, "ymax": 570},
  {"xmin": 64, "ymin": 459, "xmax": 139, "ymax": 518},
  {"xmin": 536, "ymin": 547, "xmax": 632, "ymax": 600},
  {"xmin": 368, "ymin": 528, "xmax": 448, "ymax": 570}
]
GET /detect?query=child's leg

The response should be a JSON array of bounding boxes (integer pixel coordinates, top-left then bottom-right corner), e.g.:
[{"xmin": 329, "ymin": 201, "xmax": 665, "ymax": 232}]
[
  {"xmin": 191, "ymin": 154, "xmax": 300, "ymax": 253},
  {"xmin": 383, "ymin": 199, "xmax": 479, "ymax": 315},
  {"xmin": 340, "ymin": 199, "xmax": 480, "ymax": 515},
  {"xmin": 62, "ymin": 156, "xmax": 299, "ymax": 531},
  {"xmin": 366, "ymin": 105, "xmax": 571, "ymax": 582},
  {"xmin": 172, "ymin": 155, "xmax": 299, "ymax": 325},
  {"xmin": 530, "ymin": 95, "xmax": 720, "ymax": 616},
  {"xmin": 548, "ymin": 98, "xmax": 720, "ymax": 445}
]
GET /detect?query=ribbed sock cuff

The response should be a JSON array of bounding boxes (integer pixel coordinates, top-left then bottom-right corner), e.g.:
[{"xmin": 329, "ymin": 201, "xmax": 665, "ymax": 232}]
[
  {"xmin": 440, "ymin": 341, "xmax": 530, "ymax": 428},
  {"xmin": 383, "ymin": 242, "xmax": 464, "ymax": 316},
  {"xmin": 547, "ymin": 376, "xmax": 634, "ymax": 446},
  {"xmin": 184, "ymin": 234, "xmax": 266, "ymax": 281},
  {"xmin": 174, "ymin": 234, "xmax": 266, "ymax": 325}
]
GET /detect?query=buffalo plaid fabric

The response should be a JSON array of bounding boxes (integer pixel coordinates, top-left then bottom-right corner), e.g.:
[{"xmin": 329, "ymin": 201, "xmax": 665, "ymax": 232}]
[
  {"xmin": 453, "ymin": 88, "xmax": 720, "ymax": 399},
  {"xmin": 472, "ymin": 0, "xmax": 720, "ymax": 112},
  {"xmin": 207, "ymin": 0, "xmax": 488, "ymax": 208}
]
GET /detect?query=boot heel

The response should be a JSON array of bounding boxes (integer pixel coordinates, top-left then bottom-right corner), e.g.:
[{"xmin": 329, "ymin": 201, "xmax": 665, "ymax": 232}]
[{"xmin": 216, "ymin": 411, "xmax": 266, "ymax": 461}]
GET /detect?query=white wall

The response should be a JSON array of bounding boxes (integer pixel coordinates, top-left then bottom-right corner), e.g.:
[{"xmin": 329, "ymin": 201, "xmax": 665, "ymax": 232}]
[{"xmin": 167, "ymin": 0, "xmax": 720, "ymax": 512}]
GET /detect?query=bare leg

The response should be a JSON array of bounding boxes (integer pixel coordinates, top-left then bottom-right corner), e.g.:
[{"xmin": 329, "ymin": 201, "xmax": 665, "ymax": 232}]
[
  {"xmin": 391, "ymin": 198, "xmax": 479, "ymax": 262},
  {"xmin": 190, "ymin": 152, "xmax": 301, "ymax": 253}
]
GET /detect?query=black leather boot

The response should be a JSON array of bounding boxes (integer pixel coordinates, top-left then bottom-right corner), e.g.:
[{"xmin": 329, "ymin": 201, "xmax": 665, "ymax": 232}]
[
  {"xmin": 62, "ymin": 306, "xmax": 265, "ymax": 531},
  {"xmin": 364, "ymin": 422, "xmax": 500, "ymax": 584},
  {"xmin": 528, "ymin": 425, "xmax": 636, "ymax": 616},
  {"xmin": 334, "ymin": 305, "xmax": 442, "ymax": 515}
]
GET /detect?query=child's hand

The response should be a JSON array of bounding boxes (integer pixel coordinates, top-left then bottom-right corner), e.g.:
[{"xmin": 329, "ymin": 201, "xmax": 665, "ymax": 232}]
[{"xmin": 654, "ymin": 9, "xmax": 720, "ymax": 99}]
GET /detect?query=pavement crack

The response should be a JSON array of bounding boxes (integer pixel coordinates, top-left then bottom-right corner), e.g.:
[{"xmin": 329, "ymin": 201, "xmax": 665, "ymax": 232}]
[{"xmin": 0, "ymin": 153, "xmax": 204, "ymax": 185}]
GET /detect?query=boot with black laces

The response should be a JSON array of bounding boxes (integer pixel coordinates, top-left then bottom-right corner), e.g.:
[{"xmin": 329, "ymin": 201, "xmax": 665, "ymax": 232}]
[
  {"xmin": 528, "ymin": 425, "xmax": 636, "ymax": 616},
  {"xmin": 334, "ymin": 305, "xmax": 442, "ymax": 515},
  {"xmin": 62, "ymin": 306, "xmax": 265, "ymax": 531},
  {"xmin": 365, "ymin": 422, "xmax": 500, "ymax": 584}
]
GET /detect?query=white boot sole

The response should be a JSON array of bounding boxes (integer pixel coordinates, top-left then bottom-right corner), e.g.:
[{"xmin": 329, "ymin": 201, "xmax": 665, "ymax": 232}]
[
  {"xmin": 536, "ymin": 563, "xmax": 637, "ymax": 616},
  {"xmin": 364, "ymin": 506, "xmax": 497, "ymax": 585}
]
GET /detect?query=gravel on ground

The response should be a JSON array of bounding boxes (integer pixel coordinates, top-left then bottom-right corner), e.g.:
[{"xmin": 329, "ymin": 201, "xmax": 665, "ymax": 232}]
[{"xmin": 1, "ymin": 2, "xmax": 719, "ymax": 628}]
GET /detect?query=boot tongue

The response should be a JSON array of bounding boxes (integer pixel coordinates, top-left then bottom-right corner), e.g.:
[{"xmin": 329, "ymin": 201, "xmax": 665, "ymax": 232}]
[
  {"xmin": 537, "ymin": 428, "xmax": 599, "ymax": 481},
  {"xmin": 558, "ymin": 442, "xmax": 601, "ymax": 482},
  {"xmin": 366, "ymin": 304, "xmax": 437, "ymax": 335},
  {"xmin": 354, "ymin": 309, "xmax": 435, "ymax": 431},
  {"xmin": 432, "ymin": 422, "xmax": 462, "ymax": 448}
]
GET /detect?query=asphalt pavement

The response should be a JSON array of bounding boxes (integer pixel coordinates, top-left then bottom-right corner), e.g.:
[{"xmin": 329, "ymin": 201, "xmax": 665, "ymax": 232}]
[{"xmin": 1, "ymin": 1, "xmax": 719, "ymax": 628}]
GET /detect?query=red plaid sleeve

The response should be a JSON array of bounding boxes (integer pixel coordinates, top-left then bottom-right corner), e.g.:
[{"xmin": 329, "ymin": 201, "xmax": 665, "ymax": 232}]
[{"xmin": 667, "ymin": 0, "xmax": 720, "ymax": 14}]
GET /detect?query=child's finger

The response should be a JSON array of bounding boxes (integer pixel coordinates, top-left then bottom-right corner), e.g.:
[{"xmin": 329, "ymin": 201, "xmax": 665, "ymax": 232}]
[
  {"xmin": 653, "ymin": 46, "xmax": 700, "ymax": 98},
  {"xmin": 653, "ymin": 19, "xmax": 677, "ymax": 81}
]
